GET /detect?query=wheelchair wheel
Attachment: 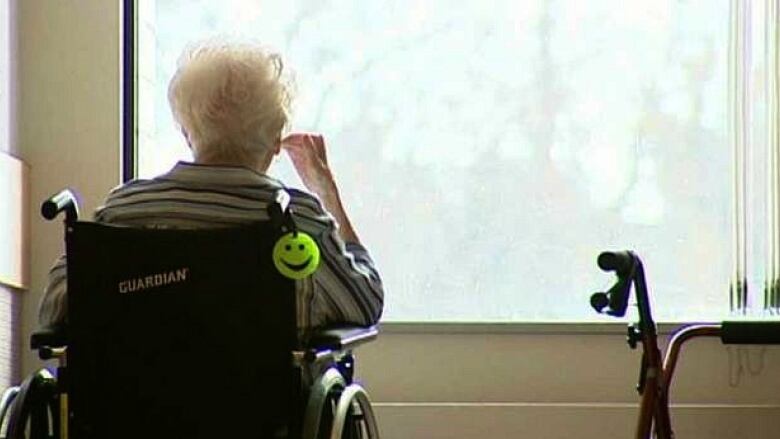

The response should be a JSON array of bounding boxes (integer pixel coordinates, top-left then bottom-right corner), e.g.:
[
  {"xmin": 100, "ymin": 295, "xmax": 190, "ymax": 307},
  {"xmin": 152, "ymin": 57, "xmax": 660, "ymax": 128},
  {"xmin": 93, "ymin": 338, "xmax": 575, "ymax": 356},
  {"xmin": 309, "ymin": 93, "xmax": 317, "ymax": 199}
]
[
  {"xmin": 5, "ymin": 369, "xmax": 59, "ymax": 439},
  {"xmin": 303, "ymin": 368, "xmax": 345, "ymax": 439},
  {"xmin": 302, "ymin": 367, "xmax": 380, "ymax": 439},
  {"xmin": 329, "ymin": 384, "xmax": 379, "ymax": 439},
  {"xmin": 0, "ymin": 386, "xmax": 20, "ymax": 436}
]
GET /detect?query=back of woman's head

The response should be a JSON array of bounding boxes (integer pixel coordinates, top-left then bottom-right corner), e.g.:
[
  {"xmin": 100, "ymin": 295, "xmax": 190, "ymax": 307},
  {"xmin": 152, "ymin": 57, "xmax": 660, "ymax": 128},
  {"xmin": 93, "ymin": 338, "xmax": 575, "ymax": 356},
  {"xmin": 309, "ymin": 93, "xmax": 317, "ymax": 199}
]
[{"xmin": 168, "ymin": 40, "xmax": 293, "ymax": 164}]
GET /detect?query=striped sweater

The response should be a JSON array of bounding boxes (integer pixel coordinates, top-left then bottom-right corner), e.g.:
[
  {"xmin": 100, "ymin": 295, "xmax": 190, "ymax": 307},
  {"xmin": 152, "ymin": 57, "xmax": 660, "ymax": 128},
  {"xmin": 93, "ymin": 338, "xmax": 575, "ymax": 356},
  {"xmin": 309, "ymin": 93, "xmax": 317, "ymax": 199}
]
[{"xmin": 38, "ymin": 162, "xmax": 384, "ymax": 334}]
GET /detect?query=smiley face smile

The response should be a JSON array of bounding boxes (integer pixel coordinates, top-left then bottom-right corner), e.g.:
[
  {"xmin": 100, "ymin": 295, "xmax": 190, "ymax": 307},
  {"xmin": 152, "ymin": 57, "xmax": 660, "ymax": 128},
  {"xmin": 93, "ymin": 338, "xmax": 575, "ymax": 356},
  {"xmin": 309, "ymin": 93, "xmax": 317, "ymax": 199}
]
[{"xmin": 282, "ymin": 257, "xmax": 313, "ymax": 272}]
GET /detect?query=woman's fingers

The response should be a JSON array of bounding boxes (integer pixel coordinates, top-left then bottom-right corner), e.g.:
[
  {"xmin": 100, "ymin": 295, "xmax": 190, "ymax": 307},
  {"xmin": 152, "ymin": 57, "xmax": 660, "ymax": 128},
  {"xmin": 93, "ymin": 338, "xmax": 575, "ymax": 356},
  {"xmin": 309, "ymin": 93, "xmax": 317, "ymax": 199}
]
[{"xmin": 282, "ymin": 132, "xmax": 329, "ymax": 164}]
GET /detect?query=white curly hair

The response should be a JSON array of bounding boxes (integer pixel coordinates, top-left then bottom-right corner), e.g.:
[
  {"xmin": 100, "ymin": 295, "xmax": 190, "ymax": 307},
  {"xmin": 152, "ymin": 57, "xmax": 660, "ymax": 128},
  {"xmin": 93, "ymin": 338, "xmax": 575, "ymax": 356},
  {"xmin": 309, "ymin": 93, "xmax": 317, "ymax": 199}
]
[{"xmin": 167, "ymin": 40, "xmax": 293, "ymax": 165}]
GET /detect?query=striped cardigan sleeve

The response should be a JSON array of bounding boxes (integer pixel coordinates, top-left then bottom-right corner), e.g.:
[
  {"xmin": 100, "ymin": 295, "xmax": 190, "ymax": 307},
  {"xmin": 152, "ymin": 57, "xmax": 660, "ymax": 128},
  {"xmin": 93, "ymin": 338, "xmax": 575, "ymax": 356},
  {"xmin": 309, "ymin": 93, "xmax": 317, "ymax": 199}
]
[
  {"xmin": 288, "ymin": 189, "xmax": 384, "ymax": 327},
  {"xmin": 38, "ymin": 254, "xmax": 68, "ymax": 327}
]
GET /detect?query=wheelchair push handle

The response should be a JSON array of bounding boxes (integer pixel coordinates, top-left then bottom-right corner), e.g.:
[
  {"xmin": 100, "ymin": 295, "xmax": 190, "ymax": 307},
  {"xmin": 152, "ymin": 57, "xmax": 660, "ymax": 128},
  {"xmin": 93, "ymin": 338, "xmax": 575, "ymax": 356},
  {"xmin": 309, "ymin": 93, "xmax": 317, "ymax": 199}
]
[
  {"xmin": 268, "ymin": 189, "xmax": 291, "ymax": 219},
  {"xmin": 41, "ymin": 189, "xmax": 79, "ymax": 222},
  {"xmin": 267, "ymin": 189, "xmax": 301, "ymax": 234}
]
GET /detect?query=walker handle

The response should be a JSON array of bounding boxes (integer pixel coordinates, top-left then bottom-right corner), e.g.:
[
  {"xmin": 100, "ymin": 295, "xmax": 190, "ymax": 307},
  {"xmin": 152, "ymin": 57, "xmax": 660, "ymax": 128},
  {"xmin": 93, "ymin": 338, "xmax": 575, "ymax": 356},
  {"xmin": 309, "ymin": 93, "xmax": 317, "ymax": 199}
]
[
  {"xmin": 591, "ymin": 251, "xmax": 636, "ymax": 317},
  {"xmin": 721, "ymin": 321, "xmax": 780, "ymax": 344},
  {"xmin": 597, "ymin": 251, "xmax": 634, "ymax": 276}
]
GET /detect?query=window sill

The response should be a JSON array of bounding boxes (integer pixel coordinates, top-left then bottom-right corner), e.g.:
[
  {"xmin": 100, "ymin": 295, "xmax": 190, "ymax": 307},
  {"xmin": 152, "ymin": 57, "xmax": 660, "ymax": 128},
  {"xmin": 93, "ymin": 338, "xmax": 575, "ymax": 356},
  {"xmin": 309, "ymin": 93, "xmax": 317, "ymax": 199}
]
[{"xmin": 378, "ymin": 321, "xmax": 718, "ymax": 336}]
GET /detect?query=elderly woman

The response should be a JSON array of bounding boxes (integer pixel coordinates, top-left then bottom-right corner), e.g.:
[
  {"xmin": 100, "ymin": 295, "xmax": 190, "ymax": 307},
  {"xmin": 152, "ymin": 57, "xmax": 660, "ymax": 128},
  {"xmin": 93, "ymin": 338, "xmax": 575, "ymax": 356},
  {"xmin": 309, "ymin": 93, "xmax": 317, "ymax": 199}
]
[{"xmin": 38, "ymin": 41, "xmax": 384, "ymax": 333}]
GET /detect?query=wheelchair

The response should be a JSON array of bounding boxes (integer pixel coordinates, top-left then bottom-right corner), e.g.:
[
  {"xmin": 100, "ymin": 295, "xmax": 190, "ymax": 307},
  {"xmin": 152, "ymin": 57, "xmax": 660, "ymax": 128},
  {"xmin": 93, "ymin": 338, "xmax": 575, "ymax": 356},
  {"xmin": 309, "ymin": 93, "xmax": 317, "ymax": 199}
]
[
  {"xmin": 0, "ymin": 189, "xmax": 381, "ymax": 439},
  {"xmin": 590, "ymin": 250, "xmax": 780, "ymax": 439}
]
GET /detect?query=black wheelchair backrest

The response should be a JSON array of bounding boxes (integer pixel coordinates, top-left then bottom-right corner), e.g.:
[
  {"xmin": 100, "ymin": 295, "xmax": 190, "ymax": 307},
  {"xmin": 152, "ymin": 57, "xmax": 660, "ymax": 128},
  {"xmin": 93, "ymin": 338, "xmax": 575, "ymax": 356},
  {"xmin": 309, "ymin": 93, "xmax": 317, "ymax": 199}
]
[{"xmin": 65, "ymin": 221, "xmax": 297, "ymax": 438}]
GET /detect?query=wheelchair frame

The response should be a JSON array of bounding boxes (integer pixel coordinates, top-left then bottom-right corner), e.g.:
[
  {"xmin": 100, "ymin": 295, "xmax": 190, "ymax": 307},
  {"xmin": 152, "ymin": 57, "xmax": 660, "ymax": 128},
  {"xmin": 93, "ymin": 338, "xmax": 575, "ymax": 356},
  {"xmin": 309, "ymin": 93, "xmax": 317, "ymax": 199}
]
[
  {"xmin": 14, "ymin": 325, "xmax": 380, "ymax": 439},
  {"xmin": 1, "ymin": 189, "xmax": 381, "ymax": 439}
]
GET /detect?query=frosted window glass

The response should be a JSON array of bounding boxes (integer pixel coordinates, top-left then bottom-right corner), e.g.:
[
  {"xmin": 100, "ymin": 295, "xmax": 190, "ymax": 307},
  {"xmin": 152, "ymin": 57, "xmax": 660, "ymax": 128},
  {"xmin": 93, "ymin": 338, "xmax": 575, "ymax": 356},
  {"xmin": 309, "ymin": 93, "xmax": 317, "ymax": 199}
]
[{"xmin": 138, "ymin": 0, "xmax": 732, "ymax": 322}]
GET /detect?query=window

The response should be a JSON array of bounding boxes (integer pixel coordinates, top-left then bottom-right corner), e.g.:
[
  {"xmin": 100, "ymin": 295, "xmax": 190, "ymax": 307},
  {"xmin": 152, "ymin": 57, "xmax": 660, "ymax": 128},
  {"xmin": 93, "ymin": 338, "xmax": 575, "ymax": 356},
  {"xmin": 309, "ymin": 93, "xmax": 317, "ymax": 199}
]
[{"xmin": 132, "ymin": 0, "xmax": 778, "ymax": 322}]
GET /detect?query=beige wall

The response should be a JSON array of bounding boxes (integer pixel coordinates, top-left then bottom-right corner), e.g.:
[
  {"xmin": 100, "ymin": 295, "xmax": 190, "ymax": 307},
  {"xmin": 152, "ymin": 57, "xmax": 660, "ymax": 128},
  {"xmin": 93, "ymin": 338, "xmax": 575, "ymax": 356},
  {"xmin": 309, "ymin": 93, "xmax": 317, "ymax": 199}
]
[
  {"xmin": 362, "ymin": 328, "xmax": 780, "ymax": 438},
  {"xmin": 12, "ymin": 2, "xmax": 780, "ymax": 438},
  {"xmin": 16, "ymin": 0, "xmax": 120, "ymax": 372},
  {"xmin": 2, "ymin": 0, "xmax": 18, "ymax": 157},
  {"xmin": 0, "ymin": 0, "xmax": 11, "ymax": 155}
]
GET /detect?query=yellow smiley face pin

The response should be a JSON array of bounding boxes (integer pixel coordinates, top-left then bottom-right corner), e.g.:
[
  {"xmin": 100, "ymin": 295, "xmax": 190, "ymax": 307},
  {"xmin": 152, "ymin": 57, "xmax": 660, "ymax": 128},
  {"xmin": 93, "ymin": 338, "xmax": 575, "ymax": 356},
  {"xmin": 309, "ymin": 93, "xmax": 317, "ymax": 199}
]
[{"xmin": 272, "ymin": 232, "xmax": 321, "ymax": 279}]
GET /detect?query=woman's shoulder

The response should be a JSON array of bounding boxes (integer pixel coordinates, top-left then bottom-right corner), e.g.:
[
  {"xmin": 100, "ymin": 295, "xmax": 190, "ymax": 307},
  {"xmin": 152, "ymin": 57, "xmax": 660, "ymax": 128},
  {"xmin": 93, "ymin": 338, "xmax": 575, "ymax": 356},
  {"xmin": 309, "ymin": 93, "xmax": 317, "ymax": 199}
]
[
  {"xmin": 103, "ymin": 177, "xmax": 166, "ymax": 201},
  {"xmin": 285, "ymin": 188, "xmax": 335, "ymax": 231}
]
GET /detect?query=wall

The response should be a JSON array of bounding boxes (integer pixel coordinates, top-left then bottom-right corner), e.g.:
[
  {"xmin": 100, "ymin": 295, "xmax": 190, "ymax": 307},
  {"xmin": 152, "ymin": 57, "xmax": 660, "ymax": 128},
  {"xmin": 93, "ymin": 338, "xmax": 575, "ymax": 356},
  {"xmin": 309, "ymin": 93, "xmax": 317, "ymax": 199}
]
[
  {"xmin": 13, "ymin": 2, "xmax": 780, "ymax": 439},
  {"xmin": 16, "ymin": 0, "xmax": 120, "ymax": 373},
  {"xmin": 361, "ymin": 327, "xmax": 780, "ymax": 438},
  {"xmin": 0, "ymin": 0, "xmax": 13, "ymax": 155},
  {"xmin": 0, "ymin": 0, "xmax": 22, "ymax": 389}
]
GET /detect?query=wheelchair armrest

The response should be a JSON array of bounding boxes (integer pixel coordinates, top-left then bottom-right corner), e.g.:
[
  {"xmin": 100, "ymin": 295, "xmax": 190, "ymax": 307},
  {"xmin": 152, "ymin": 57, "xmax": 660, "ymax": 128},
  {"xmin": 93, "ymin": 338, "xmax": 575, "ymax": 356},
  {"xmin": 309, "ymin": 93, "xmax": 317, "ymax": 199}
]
[
  {"xmin": 30, "ymin": 325, "xmax": 68, "ymax": 350},
  {"xmin": 308, "ymin": 326, "xmax": 378, "ymax": 352}
]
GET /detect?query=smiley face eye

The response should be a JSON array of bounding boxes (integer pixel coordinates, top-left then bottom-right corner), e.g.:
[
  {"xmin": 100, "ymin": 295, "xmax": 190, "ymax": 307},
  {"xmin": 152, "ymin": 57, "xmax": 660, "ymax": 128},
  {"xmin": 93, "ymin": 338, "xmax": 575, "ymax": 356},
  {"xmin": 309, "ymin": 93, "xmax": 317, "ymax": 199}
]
[
  {"xmin": 298, "ymin": 244, "xmax": 305, "ymax": 251},
  {"xmin": 285, "ymin": 245, "xmax": 291, "ymax": 251}
]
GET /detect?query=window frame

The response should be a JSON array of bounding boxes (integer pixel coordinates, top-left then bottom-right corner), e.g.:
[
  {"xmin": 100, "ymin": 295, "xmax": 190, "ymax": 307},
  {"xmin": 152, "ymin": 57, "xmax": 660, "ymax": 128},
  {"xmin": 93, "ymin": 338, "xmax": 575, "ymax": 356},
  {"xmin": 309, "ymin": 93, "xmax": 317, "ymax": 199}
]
[{"xmin": 121, "ymin": 0, "xmax": 137, "ymax": 183}]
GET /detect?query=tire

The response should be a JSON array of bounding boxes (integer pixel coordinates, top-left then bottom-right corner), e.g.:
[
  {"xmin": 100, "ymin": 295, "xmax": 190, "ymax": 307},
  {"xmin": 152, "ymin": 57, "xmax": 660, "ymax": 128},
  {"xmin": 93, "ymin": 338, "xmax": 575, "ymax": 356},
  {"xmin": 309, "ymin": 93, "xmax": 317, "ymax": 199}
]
[
  {"xmin": 329, "ymin": 384, "xmax": 379, "ymax": 439},
  {"xmin": 6, "ymin": 369, "xmax": 58, "ymax": 439}
]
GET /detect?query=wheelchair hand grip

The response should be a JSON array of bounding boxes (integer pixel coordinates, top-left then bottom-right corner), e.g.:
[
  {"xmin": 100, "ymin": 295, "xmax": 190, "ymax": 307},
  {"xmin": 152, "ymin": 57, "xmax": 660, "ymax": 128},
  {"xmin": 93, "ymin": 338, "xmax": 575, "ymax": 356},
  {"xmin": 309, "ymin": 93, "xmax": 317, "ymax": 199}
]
[
  {"xmin": 597, "ymin": 251, "xmax": 634, "ymax": 276},
  {"xmin": 41, "ymin": 189, "xmax": 79, "ymax": 222},
  {"xmin": 269, "ymin": 189, "xmax": 290, "ymax": 216},
  {"xmin": 268, "ymin": 189, "xmax": 298, "ymax": 232}
]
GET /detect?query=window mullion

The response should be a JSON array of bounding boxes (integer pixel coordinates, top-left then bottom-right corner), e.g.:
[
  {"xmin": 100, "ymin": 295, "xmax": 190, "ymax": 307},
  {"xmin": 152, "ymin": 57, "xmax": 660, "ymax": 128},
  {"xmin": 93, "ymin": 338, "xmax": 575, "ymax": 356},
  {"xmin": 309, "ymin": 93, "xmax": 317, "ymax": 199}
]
[
  {"xmin": 766, "ymin": 0, "xmax": 780, "ymax": 311},
  {"xmin": 730, "ymin": 0, "xmax": 750, "ymax": 314}
]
